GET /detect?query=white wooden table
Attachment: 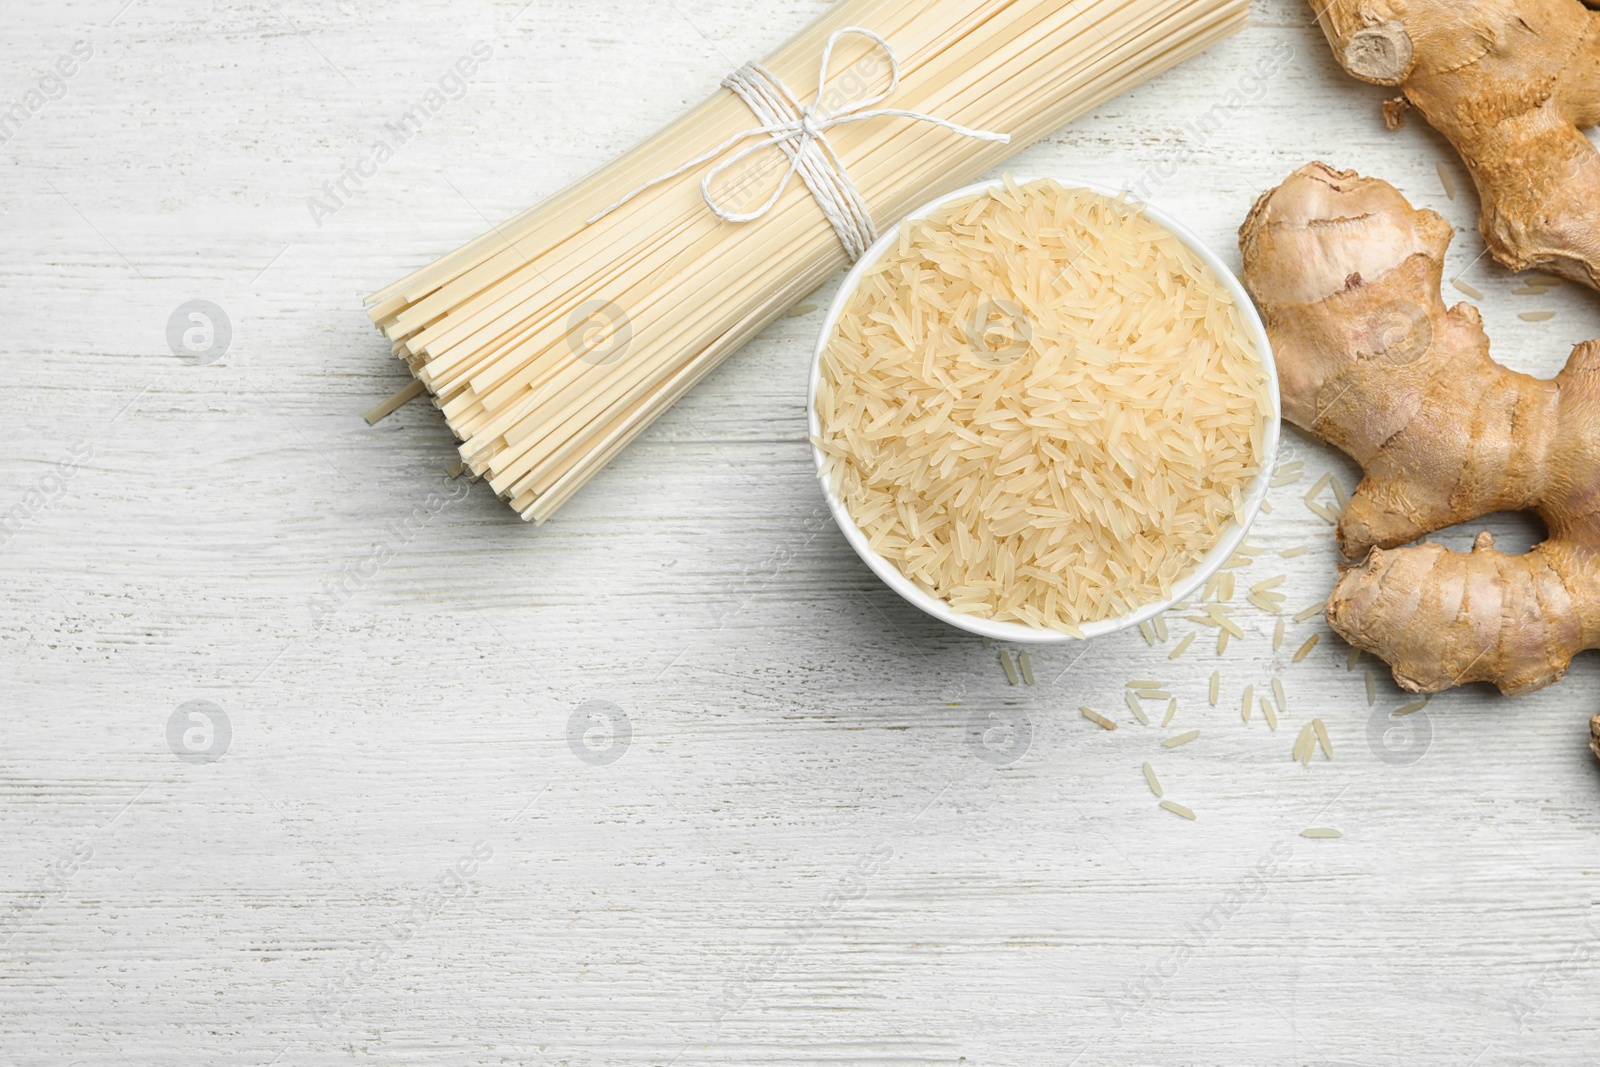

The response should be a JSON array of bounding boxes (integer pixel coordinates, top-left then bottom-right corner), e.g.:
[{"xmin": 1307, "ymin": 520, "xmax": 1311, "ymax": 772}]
[{"xmin": 5, "ymin": 1, "xmax": 1600, "ymax": 1063}]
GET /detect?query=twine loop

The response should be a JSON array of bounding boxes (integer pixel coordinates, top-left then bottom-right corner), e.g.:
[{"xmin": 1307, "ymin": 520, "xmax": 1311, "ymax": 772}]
[{"xmin": 588, "ymin": 27, "xmax": 1010, "ymax": 260}]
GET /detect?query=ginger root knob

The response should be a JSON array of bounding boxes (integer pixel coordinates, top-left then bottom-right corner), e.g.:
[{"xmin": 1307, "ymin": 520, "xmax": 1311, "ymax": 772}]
[{"xmin": 1241, "ymin": 164, "xmax": 1600, "ymax": 711}]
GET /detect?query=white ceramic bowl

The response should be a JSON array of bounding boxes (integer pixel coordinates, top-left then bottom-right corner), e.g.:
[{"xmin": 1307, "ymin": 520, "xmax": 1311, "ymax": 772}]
[{"xmin": 807, "ymin": 176, "xmax": 1282, "ymax": 646}]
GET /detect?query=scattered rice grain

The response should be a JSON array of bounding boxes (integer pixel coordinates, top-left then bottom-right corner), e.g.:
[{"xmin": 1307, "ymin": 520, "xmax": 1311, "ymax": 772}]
[
  {"xmin": 1081, "ymin": 706, "xmax": 1117, "ymax": 731},
  {"xmin": 1294, "ymin": 633, "xmax": 1321, "ymax": 662},
  {"xmin": 1278, "ymin": 545, "xmax": 1308, "ymax": 558},
  {"xmin": 1308, "ymin": 500, "xmax": 1340, "ymax": 524},
  {"xmin": 1169, "ymin": 632, "xmax": 1197, "ymax": 660},
  {"xmin": 1312, "ymin": 717, "xmax": 1333, "ymax": 758},
  {"xmin": 1520, "ymin": 311, "xmax": 1557, "ymax": 322},
  {"xmin": 1295, "ymin": 602, "xmax": 1327, "ymax": 623},
  {"xmin": 1393, "ymin": 698, "xmax": 1430, "ymax": 717},
  {"xmin": 1209, "ymin": 670, "xmax": 1219, "ymax": 706},
  {"xmin": 1248, "ymin": 592, "xmax": 1280, "ymax": 614},
  {"xmin": 1126, "ymin": 691, "xmax": 1150, "ymax": 726},
  {"xmin": 1366, "ymin": 669, "xmax": 1376, "ymax": 706},
  {"xmin": 1272, "ymin": 676, "xmax": 1287, "ymax": 713},
  {"xmin": 1303, "ymin": 472, "xmax": 1331, "ymax": 504},
  {"xmin": 1162, "ymin": 697, "xmax": 1177, "ymax": 726},
  {"xmin": 1018, "ymin": 650, "xmax": 1035, "ymax": 686},
  {"xmin": 1261, "ymin": 696, "xmax": 1277, "ymax": 731},
  {"xmin": 1453, "ymin": 278, "xmax": 1485, "ymax": 300},
  {"xmin": 1437, "ymin": 161, "xmax": 1457, "ymax": 199},
  {"xmin": 1162, "ymin": 730, "xmax": 1200, "ymax": 748},
  {"xmin": 1142, "ymin": 762, "xmax": 1163, "ymax": 797},
  {"xmin": 1000, "ymin": 650, "xmax": 1020, "ymax": 686},
  {"xmin": 1273, "ymin": 617, "xmax": 1285, "ymax": 650},
  {"xmin": 1159, "ymin": 800, "xmax": 1196, "ymax": 820},
  {"xmin": 1292, "ymin": 722, "xmax": 1312, "ymax": 762},
  {"xmin": 1301, "ymin": 827, "xmax": 1342, "ymax": 839}
]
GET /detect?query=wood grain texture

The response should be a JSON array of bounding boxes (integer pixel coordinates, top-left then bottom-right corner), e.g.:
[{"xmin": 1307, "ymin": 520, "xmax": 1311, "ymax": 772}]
[{"xmin": 3, "ymin": 0, "xmax": 1600, "ymax": 1063}]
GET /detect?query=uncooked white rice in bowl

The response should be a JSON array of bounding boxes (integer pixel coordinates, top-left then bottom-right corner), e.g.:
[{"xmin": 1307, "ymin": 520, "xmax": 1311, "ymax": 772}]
[{"xmin": 809, "ymin": 176, "xmax": 1279, "ymax": 642}]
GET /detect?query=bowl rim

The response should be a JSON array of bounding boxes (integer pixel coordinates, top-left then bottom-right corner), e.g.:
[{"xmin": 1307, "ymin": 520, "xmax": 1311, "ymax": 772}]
[{"xmin": 806, "ymin": 175, "xmax": 1283, "ymax": 646}]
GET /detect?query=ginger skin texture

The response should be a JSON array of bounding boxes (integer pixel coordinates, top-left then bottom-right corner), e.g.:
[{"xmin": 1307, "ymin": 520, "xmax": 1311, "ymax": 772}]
[
  {"xmin": 1240, "ymin": 163, "xmax": 1600, "ymax": 698},
  {"xmin": 1311, "ymin": 0, "xmax": 1600, "ymax": 291}
]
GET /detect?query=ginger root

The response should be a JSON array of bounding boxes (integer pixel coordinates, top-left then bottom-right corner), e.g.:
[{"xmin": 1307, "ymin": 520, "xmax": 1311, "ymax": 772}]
[
  {"xmin": 1240, "ymin": 163, "xmax": 1600, "ymax": 697},
  {"xmin": 1311, "ymin": 0, "xmax": 1600, "ymax": 291}
]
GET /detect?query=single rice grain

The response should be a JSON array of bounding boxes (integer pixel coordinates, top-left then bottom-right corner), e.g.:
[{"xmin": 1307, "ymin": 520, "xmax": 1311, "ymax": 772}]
[
  {"xmin": 1081, "ymin": 707, "xmax": 1117, "ymax": 731},
  {"xmin": 1000, "ymin": 651, "xmax": 1020, "ymax": 686}
]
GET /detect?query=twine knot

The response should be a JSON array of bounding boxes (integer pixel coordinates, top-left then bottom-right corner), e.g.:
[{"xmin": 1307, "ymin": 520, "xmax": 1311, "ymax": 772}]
[{"xmin": 588, "ymin": 27, "xmax": 1010, "ymax": 261}]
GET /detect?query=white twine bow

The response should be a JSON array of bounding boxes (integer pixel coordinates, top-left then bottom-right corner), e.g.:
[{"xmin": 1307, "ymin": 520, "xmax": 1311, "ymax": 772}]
[{"xmin": 587, "ymin": 27, "xmax": 1011, "ymax": 260}]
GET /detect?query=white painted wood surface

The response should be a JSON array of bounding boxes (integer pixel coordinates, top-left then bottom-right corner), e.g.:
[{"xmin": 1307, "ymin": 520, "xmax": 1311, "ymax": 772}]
[{"xmin": 4, "ymin": 1, "xmax": 1600, "ymax": 1063}]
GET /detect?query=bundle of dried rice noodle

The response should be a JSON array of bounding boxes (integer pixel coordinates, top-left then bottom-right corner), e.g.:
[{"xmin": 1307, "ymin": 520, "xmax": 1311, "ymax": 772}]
[{"xmin": 366, "ymin": 0, "xmax": 1250, "ymax": 521}]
